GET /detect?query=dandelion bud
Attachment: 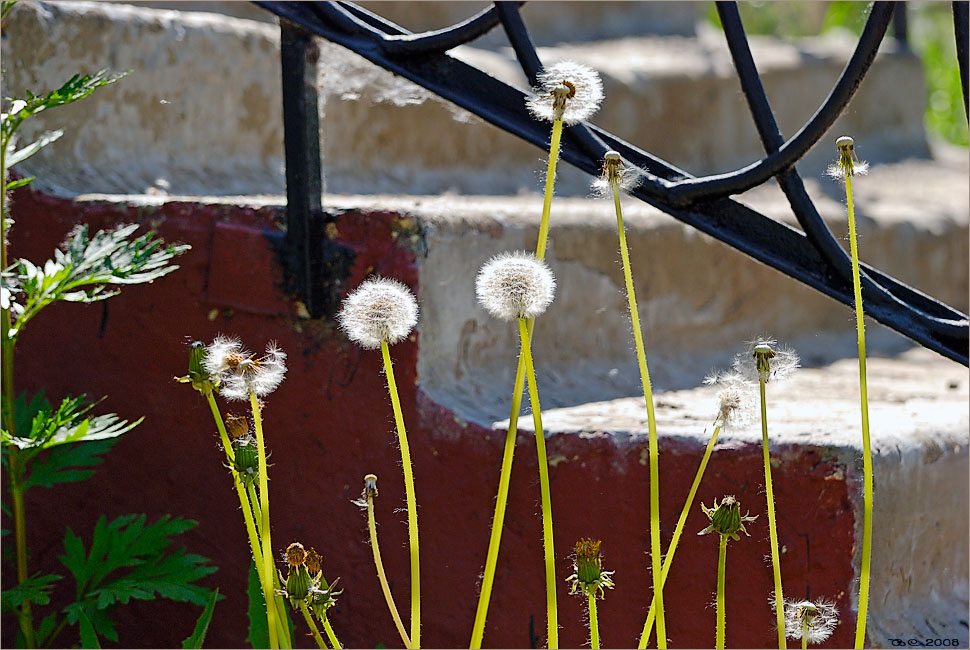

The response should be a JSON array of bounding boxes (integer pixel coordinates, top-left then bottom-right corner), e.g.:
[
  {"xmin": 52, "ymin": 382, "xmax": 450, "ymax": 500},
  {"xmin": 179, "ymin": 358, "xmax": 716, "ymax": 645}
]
[
  {"xmin": 338, "ymin": 277, "xmax": 419, "ymax": 350},
  {"xmin": 285, "ymin": 542, "xmax": 307, "ymax": 567},
  {"xmin": 566, "ymin": 538, "xmax": 616, "ymax": 599},
  {"xmin": 284, "ymin": 564, "xmax": 312, "ymax": 605},
  {"xmin": 232, "ymin": 435, "xmax": 259, "ymax": 481},
  {"xmin": 177, "ymin": 340, "xmax": 217, "ymax": 393},
  {"xmin": 476, "ymin": 251, "xmax": 556, "ymax": 322},
  {"xmin": 225, "ymin": 413, "xmax": 249, "ymax": 439},
  {"xmin": 310, "ymin": 578, "xmax": 342, "ymax": 619},
  {"xmin": 699, "ymin": 496, "xmax": 757, "ymax": 541},
  {"xmin": 305, "ymin": 547, "xmax": 323, "ymax": 575},
  {"xmin": 526, "ymin": 61, "xmax": 604, "ymax": 125},
  {"xmin": 363, "ymin": 473, "xmax": 379, "ymax": 499}
]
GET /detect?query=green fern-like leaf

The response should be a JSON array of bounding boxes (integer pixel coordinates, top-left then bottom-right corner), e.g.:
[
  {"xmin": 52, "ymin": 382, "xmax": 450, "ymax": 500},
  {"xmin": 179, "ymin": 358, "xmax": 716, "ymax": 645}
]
[
  {"xmin": 1, "ymin": 391, "xmax": 139, "ymax": 453},
  {"xmin": 1, "ymin": 572, "xmax": 63, "ymax": 610}
]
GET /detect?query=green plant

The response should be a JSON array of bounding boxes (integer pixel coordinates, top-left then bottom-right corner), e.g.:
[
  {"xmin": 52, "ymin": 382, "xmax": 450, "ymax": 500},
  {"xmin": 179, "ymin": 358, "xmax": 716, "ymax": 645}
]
[
  {"xmin": 565, "ymin": 539, "xmax": 614, "ymax": 649},
  {"xmin": 1, "ymin": 45, "xmax": 213, "ymax": 646}
]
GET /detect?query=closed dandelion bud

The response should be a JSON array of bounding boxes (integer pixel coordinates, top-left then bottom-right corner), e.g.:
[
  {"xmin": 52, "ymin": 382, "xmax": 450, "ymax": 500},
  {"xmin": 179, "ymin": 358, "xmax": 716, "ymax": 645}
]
[
  {"xmin": 285, "ymin": 564, "xmax": 312, "ymax": 605},
  {"xmin": 699, "ymin": 496, "xmax": 757, "ymax": 542},
  {"xmin": 305, "ymin": 547, "xmax": 323, "ymax": 576},
  {"xmin": 285, "ymin": 542, "xmax": 307, "ymax": 567},
  {"xmin": 232, "ymin": 435, "xmax": 259, "ymax": 481},
  {"xmin": 310, "ymin": 578, "xmax": 342, "ymax": 619},
  {"xmin": 177, "ymin": 340, "xmax": 217, "ymax": 393},
  {"xmin": 225, "ymin": 414, "xmax": 249, "ymax": 439},
  {"xmin": 566, "ymin": 538, "xmax": 615, "ymax": 599}
]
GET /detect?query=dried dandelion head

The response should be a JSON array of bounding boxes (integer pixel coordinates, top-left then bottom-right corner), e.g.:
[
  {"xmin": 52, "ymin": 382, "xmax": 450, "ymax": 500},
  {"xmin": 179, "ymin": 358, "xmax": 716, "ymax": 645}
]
[
  {"xmin": 591, "ymin": 150, "xmax": 642, "ymax": 197},
  {"xmin": 731, "ymin": 337, "xmax": 800, "ymax": 384},
  {"xmin": 698, "ymin": 495, "xmax": 757, "ymax": 541},
  {"xmin": 338, "ymin": 277, "xmax": 419, "ymax": 349},
  {"xmin": 778, "ymin": 598, "xmax": 839, "ymax": 644},
  {"xmin": 526, "ymin": 60, "xmax": 604, "ymax": 125},
  {"xmin": 476, "ymin": 251, "xmax": 556, "ymax": 322},
  {"xmin": 826, "ymin": 135, "xmax": 868, "ymax": 181},
  {"xmin": 203, "ymin": 336, "xmax": 287, "ymax": 400},
  {"xmin": 565, "ymin": 538, "xmax": 615, "ymax": 599},
  {"xmin": 704, "ymin": 370, "xmax": 755, "ymax": 429}
]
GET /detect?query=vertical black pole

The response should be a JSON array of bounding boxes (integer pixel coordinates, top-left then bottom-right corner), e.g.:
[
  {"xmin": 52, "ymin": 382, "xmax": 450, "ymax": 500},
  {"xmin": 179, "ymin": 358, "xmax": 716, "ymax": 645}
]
[
  {"xmin": 892, "ymin": 2, "xmax": 909, "ymax": 50},
  {"xmin": 280, "ymin": 19, "xmax": 322, "ymax": 316},
  {"xmin": 954, "ymin": 2, "xmax": 969, "ymax": 119}
]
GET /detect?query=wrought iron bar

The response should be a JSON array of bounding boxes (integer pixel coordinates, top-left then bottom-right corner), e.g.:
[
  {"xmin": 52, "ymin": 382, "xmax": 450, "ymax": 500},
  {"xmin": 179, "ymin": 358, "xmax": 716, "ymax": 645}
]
[
  {"xmin": 955, "ymin": 1, "xmax": 969, "ymax": 117},
  {"xmin": 255, "ymin": 1, "xmax": 968, "ymax": 365},
  {"xmin": 893, "ymin": 2, "xmax": 909, "ymax": 50}
]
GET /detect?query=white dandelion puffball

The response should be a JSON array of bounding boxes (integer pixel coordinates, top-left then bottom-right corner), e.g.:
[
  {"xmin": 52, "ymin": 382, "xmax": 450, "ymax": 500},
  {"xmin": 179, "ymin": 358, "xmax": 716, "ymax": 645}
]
[
  {"xmin": 704, "ymin": 370, "xmax": 755, "ymax": 429},
  {"xmin": 731, "ymin": 336, "xmax": 800, "ymax": 384},
  {"xmin": 782, "ymin": 599, "xmax": 839, "ymax": 645},
  {"xmin": 338, "ymin": 277, "xmax": 419, "ymax": 349},
  {"xmin": 204, "ymin": 336, "xmax": 287, "ymax": 400},
  {"xmin": 476, "ymin": 251, "xmax": 556, "ymax": 321},
  {"xmin": 526, "ymin": 60, "xmax": 604, "ymax": 125}
]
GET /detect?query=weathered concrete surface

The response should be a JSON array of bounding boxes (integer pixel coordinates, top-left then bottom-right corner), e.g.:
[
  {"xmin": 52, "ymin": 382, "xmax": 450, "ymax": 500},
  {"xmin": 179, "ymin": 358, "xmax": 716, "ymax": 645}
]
[
  {"xmin": 6, "ymin": 181, "xmax": 966, "ymax": 648},
  {"xmin": 5, "ymin": 1, "xmax": 929, "ymax": 197}
]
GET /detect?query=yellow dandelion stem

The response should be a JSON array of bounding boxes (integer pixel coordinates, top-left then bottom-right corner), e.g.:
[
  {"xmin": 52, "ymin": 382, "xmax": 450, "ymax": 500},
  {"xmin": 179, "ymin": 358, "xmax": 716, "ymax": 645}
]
[
  {"xmin": 759, "ymin": 378, "xmax": 787, "ymax": 649},
  {"xmin": 299, "ymin": 601, "xmax": 328, "ymax": 649},
  {"xmin": 250, "ymin": 391, "xmax": 280, "ymax": 650},
  {"xmin": 367, "ymin": 493, "xmax": 412, "ymax": 649},
  {"xmin": 381, "ymin": 340, "xmax": 421, "ymax": 649},
  {"xmin": 321, "ymin": 615, "xmax": 342, "ymax": 650},
  {"xmin": 638, "ymin": 425, "xmax": 722, "ymax": 648},
  {"xmin": 611, "ymin": 181, "xmax": 666, "ymax": 648},
  {"xmin": 588, "ymin": 594, "xmax": 601, "ymax": 649},
  {"xmin": 802, "ymin": 619, "xmax": 809, "ymax": 650},
  {"xmin": 519, "ymin": 318, "xmax": 559, "ymax": 649},
  {"xmin": 845, "ymin": 172, "xmax": 873, "ymax": 649},
  {"xmin": 536, "ymin": 118, "xmax": 564, "ymax": 261},
  {"xmin": 716, "ymin": 535, "xmax": 727, "ymax": 650}
]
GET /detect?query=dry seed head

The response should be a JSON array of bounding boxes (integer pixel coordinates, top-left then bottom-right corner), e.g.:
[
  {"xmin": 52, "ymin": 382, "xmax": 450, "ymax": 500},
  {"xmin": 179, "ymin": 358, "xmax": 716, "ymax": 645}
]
[
  {"xmin": 826, "ymin": 134, "xmax": 868, "ymax": 180},
  {"xmin": 225, "ymin": 413, "xmax": 249, "ymax": 439},
  {"xmin": 779, "ymin": 598, "xmax": 839, "ymax": 644},
  {"xmin": 338, "ymin": 277, "xmax": 418, "ymax": 349},
  {"xmin": 203, "ymin": 336, "xmax": 287, "ymax": 401},
  {"xmin": 305, "ymin": 547, "xmax": 323, "ymax": 575},
  {"xmin": 363, "ymin": 473, "xmax": 379, "ymax": 499},
  {"xmin": 704, "ymin": 370, "xmax": 754, "ymax": 429},
  {"xmin": 566, "ymin": 538, "xmax": 616, "ymax": 599},
  {"xmin": 476, "ymin": 251, "xmax": 556, "ymax": 321},
  {"xmin": 285, "ymin": 542, "xmax": 307, "ymax": 567},
  {"xmin": 526, "ymin": 61, "xmax": 604, "ymax": 125},
  {"xmin": 591, "ymin": 150, "xmax": 642, "ymax": 197},
  {"xmin": 732, "ymin": 337, "xmax": 800, "ymax": 384}
]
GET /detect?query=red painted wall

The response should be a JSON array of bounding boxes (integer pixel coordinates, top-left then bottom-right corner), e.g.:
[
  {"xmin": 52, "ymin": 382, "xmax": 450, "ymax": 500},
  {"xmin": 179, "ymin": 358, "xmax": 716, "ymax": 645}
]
[{"xmin": 3, "ymin": 186, "xmax": 857, "ymax": 648}]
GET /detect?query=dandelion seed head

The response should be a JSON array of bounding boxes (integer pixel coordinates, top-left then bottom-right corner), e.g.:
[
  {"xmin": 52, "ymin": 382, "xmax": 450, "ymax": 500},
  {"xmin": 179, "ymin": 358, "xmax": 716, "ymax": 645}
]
[
  {"xmin": 203, "ymin": 335, "xmax": 248, "ymax": 375},
  {"xmin": 706, "ymin": 370, "xmax": 755, "ymax": 429},
  {"xmin": 526, "ymin": 60, "xmax": 604, "ymax": 125},
  {"xmin": 338, "ymin": 277, "xmax": 419, "ymax": 349},
  {"xmin": 732, "ymin": 337, "xmax": 800, "ymax": 384},
  {"xmin": 204, "ymin": 336, "xmax": 287, "ymax": 401},
  {"xmin": 777, "ymin": 598, "xmax": 839, "ymax": 644},
  {"xmin": 826, "ymin": 134, "xmax": 869, "ymax": 181},
  {"xmin": 476, "ymin": 251, "xmax": 556, "ymax": 321},
  {"xmin": 591, "ymin": 150, "xmax": 643, "ymax": 197}
]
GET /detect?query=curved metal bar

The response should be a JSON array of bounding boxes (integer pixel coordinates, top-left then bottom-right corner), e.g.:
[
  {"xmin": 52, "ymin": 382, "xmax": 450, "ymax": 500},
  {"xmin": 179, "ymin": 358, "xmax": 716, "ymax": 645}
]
[
  {"xmin": 955, "ymin": 1, "xmax": 969, "ymax": 118},
  {"xmin": 716, "ymin": 2, "xmax": 965, "ymax": 338},
  {"xmin": 666, "ymin": 2, "xmax": 894, "ymax": 205},
  {"xmin": 335, "ymin": 1, "xmax": 507, "ymax": 56},
  {"xmin": 495, "ymin": 2, "xmax": 542, "ymax": 86}
]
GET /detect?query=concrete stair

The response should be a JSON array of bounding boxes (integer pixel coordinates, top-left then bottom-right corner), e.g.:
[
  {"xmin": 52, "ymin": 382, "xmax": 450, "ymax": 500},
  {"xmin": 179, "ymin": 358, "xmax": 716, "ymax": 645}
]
[{"xmin": 4, "ymin": 2, "xmax": 968, "ymax": 648}]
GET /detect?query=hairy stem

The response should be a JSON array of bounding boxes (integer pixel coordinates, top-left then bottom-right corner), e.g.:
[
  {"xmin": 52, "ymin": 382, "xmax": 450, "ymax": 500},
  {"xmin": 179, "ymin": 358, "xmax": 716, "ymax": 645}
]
[
  {"xmin": 716, "ymin": 535, "xmax": 727, "ymax": 650},
  {"xmin": 380, "ymin": 340, "xmax": 420, "ymax": 648},
  {"xmin": 845, "ymin": 174, "xmax": 873, "ymax": 650},
  {"xmin": 536, "ymin": 118, "xmax": 564, "ymax": 261},
  {"xmin": 321, "ymin": 615, "xmax": 341, "ymax": 650},
  {"xmin": 250, "ymin": 392, "xmax": 280, "ymax": 650},
  {"xmin": 588, "ymin": 594, "xmax": 600, "ymax": 650},
  {"xmin": 367, "ymin": 494, "xmax": 412, "ymax": 648},
  {"xmin": 638, "ymin": 425, "xmax": 722, "ymax": 648},
  {"xmin": 518, "ymin": 318, "xmax": 559, "ymax": 648},
  {"xmin": 299, "ymin": 600, "xmax": 328, "ymax": 649},
  {"xmin": 760, "ymin": 378, "xmax": 786, "ymax": 649},
  {"xmin": 612, "ymin": 182, "xmax": 666, "ymax": 648}
]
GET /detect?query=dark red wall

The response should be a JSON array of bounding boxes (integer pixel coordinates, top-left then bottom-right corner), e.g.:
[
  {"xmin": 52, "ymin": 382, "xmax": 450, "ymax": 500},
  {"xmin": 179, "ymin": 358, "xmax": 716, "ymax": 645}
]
[{"xmin": 3, "ymin": 186, "xmax": 857, "ymax": 649}]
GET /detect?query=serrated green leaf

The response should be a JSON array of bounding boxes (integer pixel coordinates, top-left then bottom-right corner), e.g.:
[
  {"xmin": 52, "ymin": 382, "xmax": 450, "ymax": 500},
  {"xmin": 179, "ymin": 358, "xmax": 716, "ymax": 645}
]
[
  {"xmin": 7, "ymin": 129, "xmax": 63, "ymax": 166},
  {"xmin": 246, "ymin": 561, "xmax": 269, "ymax": 649},
  {"xmin": 182, "ymin": 588, "xmax": 220, "ymax": 649},
  {"xmin": 77, "ymin": 608, "xmax": 101, "ymax": 649},
  {"xmin": 23, "ymin": 438, "xmax": 119, "ymax": 489},
  {"xmin": 3, "ymin": 391, "xmax": 139, "ymax": 453},
  {"xmin": 35, "ymin": 611, "xmax": 60, "ymax": 647},
  {"xmin": 1, "ymin": 572, "xmax": 63, "ymax": 610}
]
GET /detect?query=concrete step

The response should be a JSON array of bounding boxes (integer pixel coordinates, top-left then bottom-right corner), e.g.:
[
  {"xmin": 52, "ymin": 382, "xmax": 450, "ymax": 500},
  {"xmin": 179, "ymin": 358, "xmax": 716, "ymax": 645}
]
[{"xmin": 5, "ymin": 1, "xmax": 927, "ymax": 197}]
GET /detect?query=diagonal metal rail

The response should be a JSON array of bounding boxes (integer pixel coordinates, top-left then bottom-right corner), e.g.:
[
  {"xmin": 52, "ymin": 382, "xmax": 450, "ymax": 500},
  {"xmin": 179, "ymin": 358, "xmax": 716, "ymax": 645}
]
[{"xmin": 256, "ymin": 0, "xmax": 969, "ymax": 366}]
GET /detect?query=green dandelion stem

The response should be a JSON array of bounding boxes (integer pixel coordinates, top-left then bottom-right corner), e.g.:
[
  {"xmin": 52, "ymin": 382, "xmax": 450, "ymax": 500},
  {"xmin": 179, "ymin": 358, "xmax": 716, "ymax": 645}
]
[
  {"xmin": 469, "ymin": 334, "xmax": 528, "ymax": 649},
  {"xmin": 612, "ymin": 182, "xmax": 667, "ymax": 648},
  {"xmin": 321, "ymin": 615, "xmax": 342, "ymax": 650},
  {"xmin": 248, "ymin": 482, "xmax": 262, "ymax": 534},
  {"xmin": 803, "ymin": 619, "xmax": 809, "ymax": 650},
  {"xmin": 381, "ymin": 340, "xmax": 421, "ymax": 649},
  {"xmin": 716, "ymin": 535, "xmax": 727, "ymax": 650},
  {"xmin": 299, "ymin": 601, "xmax": 328, "ymax": 649},
  {"xmin": 638, "ymin": 425, "xmax": 722, "ymax": 648},
  {"xmin": 368, "ymin": 494, "xmax": 412, "ymax": 649},
  {"xmin": 759, "ymin": 378, "xmax": 787, "ymax": 649},
  {"xmin": 250, "ymin": 391, "xmax": 280, "ymax": 650},
  {"xmin": 519, "ymin": 317, "xmax": 559, "ymax": 649},
  {"xmin": 845, "ymin": 173, "xmax": 873, "ymax": 650},
  {"xmin": 536, "ymin": 118, "xmax": 564, "ymax": 261},
  {"xmin": 588, "ymin": 594, "xmax": 601, "ymax": 649}
]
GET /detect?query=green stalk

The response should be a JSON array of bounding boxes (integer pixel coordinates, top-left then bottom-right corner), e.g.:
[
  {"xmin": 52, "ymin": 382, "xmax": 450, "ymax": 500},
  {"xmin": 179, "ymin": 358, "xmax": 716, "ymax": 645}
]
[
  {"xmin": 469, "ymin": 115, "xmax": 564, "ymax": 649},
  {"xmin": 759, "ymin": 378, "xmax": 786, "ymax": 649},
  {"xmin": 802, "ymin": 619, "xmax": 809, "ymax": 650},
  {"xmin": 380, "ymin": 340, "xmax": 420, "ymax": 649},
  {"xmin": 588, "ymin": 594, "xmax": 600, "ymax": 650},
  {"xmin": 299, "ymin": 600, "xmax": 328, "ymax": 649},
  {"xmin": 321, "ymin": 615, "xmax": 342, "ymax": 650},
  {"xmin": 367, "ymin": 493, "xmax": 412, "ymax": 648},
  {"xmin": 638, "ymin": 425, "xmax": 722, "ymax": 648},
  {"xmin": 611, "ymin": 182, "xmax": 666, "ymax": 648},
  {"xmin": 250, "ymin": 392, "xmax": 280, "ymax": 650},
  {"xmin": 248, "ymin": 482, "xmax": 262, "ymax": 533},
  {"xmin": 518, "ymin": 318, "xmax": 559, "ymax": 648},
  {"xmin": 845, "ymin": 173, "xmax": 873, "ymax": 650},
  {"xmin": 9, "ymin": 455, "xmax": 35, "ymax": 647},
  {"xmin": 716, "ymin": 535, "xmax": 727, "ymax": 649}
]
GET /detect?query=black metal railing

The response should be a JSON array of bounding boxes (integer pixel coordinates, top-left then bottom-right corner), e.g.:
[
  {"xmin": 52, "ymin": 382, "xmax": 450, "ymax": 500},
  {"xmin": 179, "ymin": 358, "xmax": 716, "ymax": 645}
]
[{"xmin": 256, "ymin": 1, "xmax": 969, "ymax": 366}]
